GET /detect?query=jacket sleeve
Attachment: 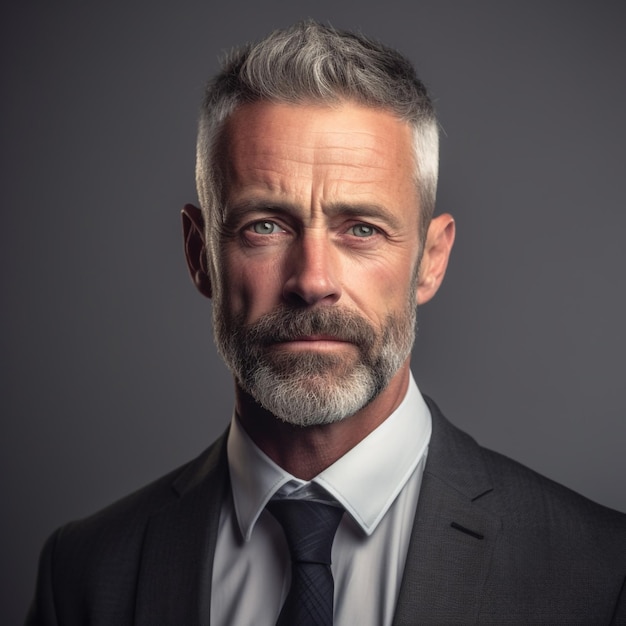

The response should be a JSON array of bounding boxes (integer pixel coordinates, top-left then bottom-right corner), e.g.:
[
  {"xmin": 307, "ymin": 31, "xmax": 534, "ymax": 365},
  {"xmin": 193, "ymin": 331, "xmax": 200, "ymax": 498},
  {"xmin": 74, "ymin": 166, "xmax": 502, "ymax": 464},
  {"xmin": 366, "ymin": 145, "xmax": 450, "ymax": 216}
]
[
  {"xmin": 25, "ymin": 530, "xmax": 60, "ymax": 626},
  {"xmin": 611, "ymin": 577, "xmax": 626, "ymax": 626}
]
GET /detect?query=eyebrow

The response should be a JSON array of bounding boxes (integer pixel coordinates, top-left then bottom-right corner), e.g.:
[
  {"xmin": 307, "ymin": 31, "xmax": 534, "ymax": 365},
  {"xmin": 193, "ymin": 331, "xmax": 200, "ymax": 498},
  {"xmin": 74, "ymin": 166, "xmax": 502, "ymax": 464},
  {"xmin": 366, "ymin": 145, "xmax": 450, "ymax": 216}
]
[
  {"xmin": 225, "ymin": 197, "xmax": 404, "ymax": 230},
  {"xmin": 224, "ymin": 198, "xmax": 294, "ymax": 221},
  {"xmin": 324, "ymin": 202, "xmax": 403, "ymax": 230}
]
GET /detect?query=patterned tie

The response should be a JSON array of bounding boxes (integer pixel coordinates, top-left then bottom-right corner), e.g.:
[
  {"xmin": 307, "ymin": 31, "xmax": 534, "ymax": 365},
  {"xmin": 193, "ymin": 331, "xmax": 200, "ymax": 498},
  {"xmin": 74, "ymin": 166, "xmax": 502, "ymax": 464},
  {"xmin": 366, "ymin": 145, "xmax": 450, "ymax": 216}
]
[{"xmin": 267, "ymin": 499, "xmax": 344, "ymax": 626}]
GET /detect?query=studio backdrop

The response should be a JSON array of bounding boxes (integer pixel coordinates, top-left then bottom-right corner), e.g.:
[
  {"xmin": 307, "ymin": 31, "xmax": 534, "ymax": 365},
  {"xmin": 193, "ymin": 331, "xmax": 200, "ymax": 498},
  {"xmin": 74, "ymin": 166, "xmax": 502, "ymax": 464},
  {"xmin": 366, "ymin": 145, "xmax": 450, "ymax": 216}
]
[{"xmin": 2, "ymin": 2, "xmax": 625, "ymax": 623}]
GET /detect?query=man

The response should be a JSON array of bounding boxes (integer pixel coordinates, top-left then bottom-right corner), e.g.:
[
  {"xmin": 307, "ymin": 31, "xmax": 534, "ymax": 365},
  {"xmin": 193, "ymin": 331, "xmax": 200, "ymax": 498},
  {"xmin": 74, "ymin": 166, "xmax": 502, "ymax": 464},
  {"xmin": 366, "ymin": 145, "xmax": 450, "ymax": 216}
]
[{"xmin": 27, "ymin": 20, "xmax": 626, "ymax": 625}]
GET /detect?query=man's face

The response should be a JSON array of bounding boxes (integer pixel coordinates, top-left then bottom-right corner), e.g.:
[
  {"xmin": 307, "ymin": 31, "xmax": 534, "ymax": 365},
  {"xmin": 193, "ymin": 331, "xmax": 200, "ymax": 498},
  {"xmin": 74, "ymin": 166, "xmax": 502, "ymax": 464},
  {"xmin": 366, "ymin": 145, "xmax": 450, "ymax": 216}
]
[{"xmin": 212, "ymin": 101, "xmax": 423, "ymax": 426}]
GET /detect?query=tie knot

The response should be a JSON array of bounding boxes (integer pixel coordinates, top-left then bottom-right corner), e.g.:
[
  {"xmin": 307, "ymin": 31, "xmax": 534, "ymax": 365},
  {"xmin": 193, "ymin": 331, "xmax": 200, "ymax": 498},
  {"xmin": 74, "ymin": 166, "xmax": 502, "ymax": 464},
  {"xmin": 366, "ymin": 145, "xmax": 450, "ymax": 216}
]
[{"xmin": 267, "ymin": 499, "xmax": 344, "ymax": 565}]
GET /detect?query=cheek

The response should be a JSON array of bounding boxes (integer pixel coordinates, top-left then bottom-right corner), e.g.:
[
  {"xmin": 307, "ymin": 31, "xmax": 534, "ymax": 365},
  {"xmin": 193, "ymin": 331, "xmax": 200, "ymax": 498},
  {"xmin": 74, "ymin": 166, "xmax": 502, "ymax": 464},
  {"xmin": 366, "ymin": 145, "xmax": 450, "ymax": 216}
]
[
  {"xmin": 344, "ymin": 254, "xmax": 416, "ymax": 316},
  {"xmin": 221, "ymin": 253, "xmax": 285, "ymax": 322}
]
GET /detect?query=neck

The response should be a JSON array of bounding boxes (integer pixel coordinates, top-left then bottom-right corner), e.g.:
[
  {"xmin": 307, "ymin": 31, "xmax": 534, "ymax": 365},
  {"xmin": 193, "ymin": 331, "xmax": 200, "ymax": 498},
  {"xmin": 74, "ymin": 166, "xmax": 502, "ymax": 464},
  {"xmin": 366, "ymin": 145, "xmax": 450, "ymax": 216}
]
[{"xmin": 234, "ymin": 362, "xmax": 411, "ymax": 480}]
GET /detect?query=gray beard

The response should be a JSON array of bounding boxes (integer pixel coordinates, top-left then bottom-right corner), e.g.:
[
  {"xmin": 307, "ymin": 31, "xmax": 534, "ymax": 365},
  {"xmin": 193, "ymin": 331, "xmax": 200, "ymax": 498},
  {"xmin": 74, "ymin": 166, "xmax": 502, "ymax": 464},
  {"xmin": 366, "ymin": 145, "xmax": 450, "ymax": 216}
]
[{"xmin": 213, "ymin": 304, "xmax": 416, "ymax": 427}]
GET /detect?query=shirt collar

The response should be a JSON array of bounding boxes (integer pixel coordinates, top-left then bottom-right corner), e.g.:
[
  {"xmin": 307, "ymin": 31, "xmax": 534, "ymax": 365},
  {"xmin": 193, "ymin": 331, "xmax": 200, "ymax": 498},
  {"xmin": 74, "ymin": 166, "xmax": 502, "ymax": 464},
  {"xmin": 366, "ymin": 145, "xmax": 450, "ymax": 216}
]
[{"xmin": 227, "ymin": 373, "xmax": 431, "ymax": 540}]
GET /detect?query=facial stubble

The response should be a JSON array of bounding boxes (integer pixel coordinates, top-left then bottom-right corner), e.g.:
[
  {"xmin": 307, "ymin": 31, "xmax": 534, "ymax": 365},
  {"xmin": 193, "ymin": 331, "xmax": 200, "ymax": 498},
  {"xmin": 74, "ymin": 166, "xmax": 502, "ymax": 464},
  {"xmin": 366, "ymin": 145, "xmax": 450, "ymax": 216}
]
[{"xmin": 213, "ymin": 296, "xmax": 417, "ymax": 427}]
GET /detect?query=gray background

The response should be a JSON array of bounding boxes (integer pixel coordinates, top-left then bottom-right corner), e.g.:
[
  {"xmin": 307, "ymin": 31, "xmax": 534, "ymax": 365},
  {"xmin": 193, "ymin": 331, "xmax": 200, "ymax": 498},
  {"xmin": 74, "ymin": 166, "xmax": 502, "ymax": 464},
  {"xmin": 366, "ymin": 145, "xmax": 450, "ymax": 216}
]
[{"xmin": 2, "ymin": 1, "xmax": 625, "ymax": 622}]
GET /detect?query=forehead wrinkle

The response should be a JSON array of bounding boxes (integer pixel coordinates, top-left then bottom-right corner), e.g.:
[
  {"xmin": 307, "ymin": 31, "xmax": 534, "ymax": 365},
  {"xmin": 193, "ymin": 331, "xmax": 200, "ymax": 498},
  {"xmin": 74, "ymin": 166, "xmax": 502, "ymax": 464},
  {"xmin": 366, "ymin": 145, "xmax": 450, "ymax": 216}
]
[
  {"xmin": 233, "ymin": 147, "xmax": 315, "ymax": 171},
  {"xmin": 229, "ymin": 122, "xmax": 406, "ymax": 184},
  {"xmin": 249, "ymin": 126, "xmax": 396, "ymax": 168},
  {"xmin": 311, "ymin": 127, "xmax": 408, "ymax": 162},
  {"xmin": 222, "ymin": 101, "xmax": 418, "ymax": 227},
  {"xmin": 227, "ymin": 154, "xmax": 313, "ymax": 198},
  {"xmin": 310, "ymin": 138, "xmax": 401, "ymax": 179}
]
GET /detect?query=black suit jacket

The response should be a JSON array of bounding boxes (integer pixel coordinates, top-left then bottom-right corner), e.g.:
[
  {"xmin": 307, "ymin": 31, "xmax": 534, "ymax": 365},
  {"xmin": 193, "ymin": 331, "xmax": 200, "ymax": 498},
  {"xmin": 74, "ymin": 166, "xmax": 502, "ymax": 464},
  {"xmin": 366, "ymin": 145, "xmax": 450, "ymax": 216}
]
[{"xmin": 27, "ymin": 399, "xmax": 626, "ymax": 624}]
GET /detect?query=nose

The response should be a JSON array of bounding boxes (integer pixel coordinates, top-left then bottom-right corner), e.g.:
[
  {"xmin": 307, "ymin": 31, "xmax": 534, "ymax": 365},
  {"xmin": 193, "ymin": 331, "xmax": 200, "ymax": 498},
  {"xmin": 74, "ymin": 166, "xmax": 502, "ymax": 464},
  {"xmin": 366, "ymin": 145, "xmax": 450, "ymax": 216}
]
[{"xmin": 282, "ymin": 233, "xmax": 342, "ymax": 306}]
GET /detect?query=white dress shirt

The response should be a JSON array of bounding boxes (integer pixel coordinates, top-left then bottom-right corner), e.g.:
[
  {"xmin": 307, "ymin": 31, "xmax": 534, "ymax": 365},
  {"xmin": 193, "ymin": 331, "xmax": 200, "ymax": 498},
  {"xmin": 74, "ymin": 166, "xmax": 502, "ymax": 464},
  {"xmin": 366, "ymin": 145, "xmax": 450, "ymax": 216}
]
[{"xmin": 211, "ymin": 374, "xmax": 431, "ymax": 625}]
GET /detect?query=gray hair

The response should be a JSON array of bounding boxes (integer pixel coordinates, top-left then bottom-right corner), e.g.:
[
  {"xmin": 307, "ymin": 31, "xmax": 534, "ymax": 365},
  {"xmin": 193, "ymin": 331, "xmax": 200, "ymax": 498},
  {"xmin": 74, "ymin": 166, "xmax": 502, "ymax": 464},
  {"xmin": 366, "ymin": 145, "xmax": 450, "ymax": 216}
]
[{"xmin": 196, "ymin": 20, "xmax": 439, "ymax": 251}]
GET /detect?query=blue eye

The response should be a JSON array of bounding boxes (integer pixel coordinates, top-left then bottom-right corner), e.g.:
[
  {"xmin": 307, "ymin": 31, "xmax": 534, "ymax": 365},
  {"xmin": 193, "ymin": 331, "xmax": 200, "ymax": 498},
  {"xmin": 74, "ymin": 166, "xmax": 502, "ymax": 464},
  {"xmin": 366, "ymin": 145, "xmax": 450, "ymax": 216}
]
[
  {"xmin": 251, "ymin": 221, "xmax": 280, "ymax": 234},
  {"xmin": 350, "ymin": 224, "xmax": 376, "ymax": 237}
]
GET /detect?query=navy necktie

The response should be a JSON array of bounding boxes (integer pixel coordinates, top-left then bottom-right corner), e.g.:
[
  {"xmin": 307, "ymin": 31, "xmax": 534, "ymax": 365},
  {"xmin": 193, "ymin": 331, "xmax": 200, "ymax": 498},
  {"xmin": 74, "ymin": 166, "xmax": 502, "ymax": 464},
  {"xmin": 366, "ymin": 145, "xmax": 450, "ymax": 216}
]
[{"xmin": 267, "ymin": 499, "xmax": 344, "ymax": 626}]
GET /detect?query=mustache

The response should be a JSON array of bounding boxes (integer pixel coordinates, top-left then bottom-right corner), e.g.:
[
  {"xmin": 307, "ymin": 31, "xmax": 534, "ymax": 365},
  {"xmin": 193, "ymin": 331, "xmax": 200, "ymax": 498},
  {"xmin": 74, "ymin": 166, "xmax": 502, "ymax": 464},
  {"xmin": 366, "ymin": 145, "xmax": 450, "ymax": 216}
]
[{"xmin": 234, "ymin": 307, "xmax": 376, "ymax": 348}]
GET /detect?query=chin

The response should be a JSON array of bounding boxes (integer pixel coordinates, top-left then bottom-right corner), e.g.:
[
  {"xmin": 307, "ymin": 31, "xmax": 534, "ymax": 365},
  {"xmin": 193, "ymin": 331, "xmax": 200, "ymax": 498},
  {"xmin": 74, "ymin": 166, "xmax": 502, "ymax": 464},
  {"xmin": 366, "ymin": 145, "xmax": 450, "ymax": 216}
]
[{"xmin": 245, "ymin": 359, "xmax": 384, "ymax": 427}]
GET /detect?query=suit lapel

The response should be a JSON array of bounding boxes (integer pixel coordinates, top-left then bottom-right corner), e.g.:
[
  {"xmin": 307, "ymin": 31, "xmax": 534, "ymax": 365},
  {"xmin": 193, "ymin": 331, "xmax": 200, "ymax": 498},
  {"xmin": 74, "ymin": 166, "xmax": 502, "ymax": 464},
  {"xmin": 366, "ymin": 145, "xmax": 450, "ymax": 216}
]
[
  {"xmin": 393, "ymin": 400, "xmax": 502, "ymax": 624},
  {"xmin": 134, "ymin": 432, "xmax": 229, "ymax": 626},
  {"xmin": 130, "ymin": 402, "xmax": 500, "ymax": 623}
]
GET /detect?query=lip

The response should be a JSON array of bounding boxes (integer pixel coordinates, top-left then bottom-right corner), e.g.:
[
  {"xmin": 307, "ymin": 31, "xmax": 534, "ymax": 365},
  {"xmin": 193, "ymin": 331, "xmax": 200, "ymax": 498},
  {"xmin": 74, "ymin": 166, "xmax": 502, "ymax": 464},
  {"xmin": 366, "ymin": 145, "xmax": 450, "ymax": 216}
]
[
  {"xmin": 291, "ymin": 335, "xmax": 348, "ymax": 342},
  {"xmin": 272, "ymin": 335, "xmax": 353, "ymax": 350}
]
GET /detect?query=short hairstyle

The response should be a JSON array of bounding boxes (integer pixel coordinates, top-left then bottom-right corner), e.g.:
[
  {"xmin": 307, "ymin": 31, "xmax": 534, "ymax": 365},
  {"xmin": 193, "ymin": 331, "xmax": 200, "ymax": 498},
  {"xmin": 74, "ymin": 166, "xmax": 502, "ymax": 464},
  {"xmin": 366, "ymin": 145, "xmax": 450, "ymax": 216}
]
[{"xmin": 196, "ymin": 20, "xmax": 439, "ymax": 250}]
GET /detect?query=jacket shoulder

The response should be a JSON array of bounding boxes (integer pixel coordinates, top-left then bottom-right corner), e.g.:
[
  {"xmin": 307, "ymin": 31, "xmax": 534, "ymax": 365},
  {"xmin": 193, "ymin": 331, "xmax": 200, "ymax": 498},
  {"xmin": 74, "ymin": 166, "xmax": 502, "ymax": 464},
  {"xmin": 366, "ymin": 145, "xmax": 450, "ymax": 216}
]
[
  {"xmin": 60, "ymin": 432, "xmax": 227, "ymax": 541},
  {"xmin": 26, "ymin": 433, "xmax": 229, "ymax": 626},
  {"xmin": 426, "ymin": 395, "xmax": 626, "ymax": 528},
  {"xmin": 423, "ymin": 397, "xmax": 626, "ymax": 622}
]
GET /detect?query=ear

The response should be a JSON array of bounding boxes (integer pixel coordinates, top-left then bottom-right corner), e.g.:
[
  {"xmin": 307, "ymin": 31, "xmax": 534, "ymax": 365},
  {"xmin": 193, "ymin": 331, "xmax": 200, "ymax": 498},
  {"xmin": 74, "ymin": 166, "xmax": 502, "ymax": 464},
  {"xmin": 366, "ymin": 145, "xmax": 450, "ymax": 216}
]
[
  {"xmin": 181, "ymin": 204, "xmax": 212, "ymax": 299},
  {"xmin": 416, "ymin": 213, "xmax": 455, "ymax": 306}
]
